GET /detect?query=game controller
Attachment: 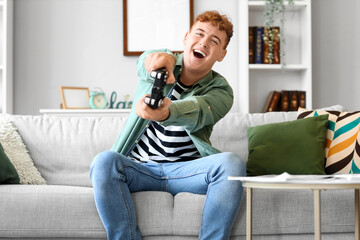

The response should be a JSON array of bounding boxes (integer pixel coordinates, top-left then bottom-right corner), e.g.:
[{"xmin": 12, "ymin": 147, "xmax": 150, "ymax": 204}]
[{"xmin": 144, "ymin": 68, "xmax": 168, "ymax": 109}]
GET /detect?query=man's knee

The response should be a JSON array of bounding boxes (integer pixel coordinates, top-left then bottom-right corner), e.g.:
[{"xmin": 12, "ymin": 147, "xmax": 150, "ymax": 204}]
[
  {"xmin": 90, "ymin": 150, "xmax": 123, "ymax": 182},
  {"xmin": 91, "ymin": 151, "xmax": 118, "ymax": 170},
  {"xmin": 220, "ymin": 152, "xmax": 246, "ymax": 177}
]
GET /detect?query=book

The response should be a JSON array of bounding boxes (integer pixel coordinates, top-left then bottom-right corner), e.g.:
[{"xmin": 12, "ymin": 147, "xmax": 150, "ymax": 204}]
[
  {"xmin": 289, "ymin": 91, "xmax": 299, "ymax": 111},
  {"xmin": 268, "ymin": 91, "xmax": 281, "ymax": 112},
  {"xmin": 273, "ymin": 90, "xmax": 307, "ymax": 112},
  {"xmin": 263, "ymin": 27, "xmax": 280, "ymax": 64},
  {"xmin": 272, "ymin": 27, "xmax": 280, "ymax": 64},
  {"xmin": 281, "ymin": 90, "xmax": 290, "ymax": 111},
  {"xmin": 263, "ymin": 27, "xmax": 271, "ymax": 64},
  {"xmin": 254, "ymin": 27, "xmax": 264, "ymax": 64},
  {"xmin": 262, "ymin": 91, "xmax": 281, "ymax": 112},
  {"xmin": 249, "ymin": 27, "xmax": 256, "ymax": 64},
  {"xmin": 248, "ymin": 26, "xmax": 280, "ymax": 64},
  {"xmin": 262, "ymin": 91, "xmax": 275, "ymax": 113},
  {"xmin": 298, "ymin": 91, "xmax": 306, "ymax": 108}
]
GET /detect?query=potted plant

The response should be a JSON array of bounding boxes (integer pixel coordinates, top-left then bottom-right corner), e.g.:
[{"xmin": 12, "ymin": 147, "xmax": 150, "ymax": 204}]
[{"xmin": 263, "ymin": 0, "xmax": 294, "ymax": 65}]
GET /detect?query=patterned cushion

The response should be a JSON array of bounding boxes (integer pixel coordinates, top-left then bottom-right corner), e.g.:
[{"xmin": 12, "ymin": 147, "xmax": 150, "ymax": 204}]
[
  {"xmin": 0, "ymin": 120, "xmax": 47, "ymax": 184},
  {"xmin": 298, "ymin": 109, "xmax": 360, "ymax": 174}
]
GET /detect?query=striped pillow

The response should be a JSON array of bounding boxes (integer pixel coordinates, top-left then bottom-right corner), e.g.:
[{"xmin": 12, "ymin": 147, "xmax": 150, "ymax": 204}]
[{"xmin": 298, "ymin": 109, "xmax": 360, "ymax": 174}]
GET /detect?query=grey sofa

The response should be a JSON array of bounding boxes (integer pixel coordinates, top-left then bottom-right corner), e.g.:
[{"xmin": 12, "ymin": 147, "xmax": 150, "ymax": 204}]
[{"xmin": 0, "ymin": 107, "xmax": 358, "ymax": 239}]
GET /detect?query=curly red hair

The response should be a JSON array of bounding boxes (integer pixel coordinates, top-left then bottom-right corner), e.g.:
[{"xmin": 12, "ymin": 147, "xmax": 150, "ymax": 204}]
[{"xmin": 193, "ymin": 11, "xmax": 233, "ymax": 49}]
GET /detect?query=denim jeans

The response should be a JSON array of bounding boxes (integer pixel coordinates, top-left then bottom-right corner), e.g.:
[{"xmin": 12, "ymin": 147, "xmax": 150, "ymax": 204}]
[{"xmin": 89, "ymin": 151, "xmax": 246, "ymax": 240}]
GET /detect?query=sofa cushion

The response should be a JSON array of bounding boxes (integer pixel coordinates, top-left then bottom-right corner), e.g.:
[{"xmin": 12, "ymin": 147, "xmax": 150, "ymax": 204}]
[
  {"xmin": 0, "ymin": 185, "xmax": 106, "ymax": 238},
  {"xmin": 210, "ymin": 111, "xmax": 300, "ymax": 164},
  {"xmin": 0, "ymin": 143, "xmax": 19, "ymax": 184},
  {"xmin": 1, "ymin": 115, "xmax": 129, "ymax": 187},
  {"xmin": 298, "ymin": 109, "xmax": 360, "ymax": 174},
  {"xmin": 246, "ymin": 115, "xmax": 328, "ymax": 176},
  {"xmin": 0, "ymin": 186, "xmax": 173, "ymax": 238},
  {"xmin": 0, "ymin": 119, "xmax": 45, "ymax": 184},
  {"xmin": 0, "ymin": 184, "xmax": 357, "ymax": 239}
]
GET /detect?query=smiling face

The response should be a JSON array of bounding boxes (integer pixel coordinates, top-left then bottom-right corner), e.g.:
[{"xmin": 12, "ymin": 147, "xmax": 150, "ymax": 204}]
[{"xmin": 182, "ymin": 21, "xmax": 228, "ymax": 81}]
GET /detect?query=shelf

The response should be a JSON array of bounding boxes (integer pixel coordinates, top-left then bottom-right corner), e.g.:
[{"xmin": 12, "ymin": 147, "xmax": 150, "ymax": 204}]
[
  {"xmin": 249, "ymin": 1, "xmax": 307, "ymax": 11},
  {"xmin": 238, "ymin": 0, "xmax": 312, "ymax": 113},
  {"xmin": 249, "ymin": 64, "xmax": 307, "ymax": 70}
]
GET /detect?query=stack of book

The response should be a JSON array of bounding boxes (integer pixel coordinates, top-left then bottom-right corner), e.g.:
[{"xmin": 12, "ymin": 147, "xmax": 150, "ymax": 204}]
[
  {"xmin": 262, "ymin": 90, "xmax": 306, "ymax": 112},
  {"xmin": 249, "ymin": 26, "xmax": 280, "ymax": 64}
]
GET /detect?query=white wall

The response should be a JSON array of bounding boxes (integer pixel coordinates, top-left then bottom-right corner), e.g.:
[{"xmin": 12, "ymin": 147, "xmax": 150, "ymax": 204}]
[
  {"xmin": 312, "ymin": 0, "xmax": 360, "ymax": 111},
  {"xmin": 14, "ymin": 0, "xmax": 138, "ymax": 114},
  {"xmin": 13, "ymin": 0, "xmax": 360, "ymax": 115},
  {"xmin": 13, "ymin": 0, "xmax": 238, "ymax": 115}
]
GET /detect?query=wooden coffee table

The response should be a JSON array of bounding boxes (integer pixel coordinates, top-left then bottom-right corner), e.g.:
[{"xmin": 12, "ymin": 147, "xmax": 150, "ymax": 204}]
[{"xmin": 229, "ymin": 174, "xmax": 360, "ymax": 240}]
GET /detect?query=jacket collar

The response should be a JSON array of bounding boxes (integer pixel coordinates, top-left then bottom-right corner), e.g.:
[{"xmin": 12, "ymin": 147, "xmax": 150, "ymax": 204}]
[{"xmin": 175, "ymin": 53, "xmax": 214, "ymax": 88}]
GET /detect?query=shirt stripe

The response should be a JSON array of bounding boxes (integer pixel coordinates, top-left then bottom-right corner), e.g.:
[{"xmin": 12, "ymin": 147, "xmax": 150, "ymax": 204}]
[{"xmin": 130, "ymin": 80, "xmax": 201, "ymax": 163}]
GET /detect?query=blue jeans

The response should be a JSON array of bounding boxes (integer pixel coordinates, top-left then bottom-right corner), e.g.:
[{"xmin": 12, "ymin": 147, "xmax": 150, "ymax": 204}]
[{"xmin": 89, "ymin": 151, "xmax": 246, "ymax": 240}]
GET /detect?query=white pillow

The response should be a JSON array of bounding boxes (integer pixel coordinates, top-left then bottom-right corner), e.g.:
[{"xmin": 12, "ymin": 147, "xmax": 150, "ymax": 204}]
[{"xmin": 0, "ymin": 120, "xmax": 46, "ymax": 184}]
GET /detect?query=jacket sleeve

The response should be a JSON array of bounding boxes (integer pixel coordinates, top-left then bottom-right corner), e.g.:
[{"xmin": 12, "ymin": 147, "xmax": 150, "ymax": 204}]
[
  {"xmin": 136, "ymin": 49, "xmax": 175, "ymax": 81},
  {"xmin": 161, "ymin": 77, "xmax": 234, "ymax": 133}
]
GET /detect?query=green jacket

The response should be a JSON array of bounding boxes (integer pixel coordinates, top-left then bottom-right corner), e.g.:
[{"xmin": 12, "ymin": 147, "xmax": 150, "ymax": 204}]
[{"xmin": 111, "ymin": 49, "xmax": 234, "ymax": 157}]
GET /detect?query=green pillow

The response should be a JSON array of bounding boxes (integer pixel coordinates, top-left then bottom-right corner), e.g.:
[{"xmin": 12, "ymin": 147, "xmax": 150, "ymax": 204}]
[
  {"xmin": 0, "ymin": 142, "xmax": 20, "ymax": 184},
  {"xmin": 247, "ymin": 115, "xmax": 329, "ymax": 176}
]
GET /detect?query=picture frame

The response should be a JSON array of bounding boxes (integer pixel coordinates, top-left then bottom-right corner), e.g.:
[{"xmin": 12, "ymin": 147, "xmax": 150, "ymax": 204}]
[
  {"xmin": 123, "ymin": 0, "xmax": 194, "ymax": 56},
  {"xmin": 60, "ymin": 86, "xmax": 91, "ymax": 109}
]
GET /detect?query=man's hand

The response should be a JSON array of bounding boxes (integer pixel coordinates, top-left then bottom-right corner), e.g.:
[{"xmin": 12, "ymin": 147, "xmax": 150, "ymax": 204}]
[
  {"xmin": 135, "ymin": 94, "xmax": 172, "ymax": 122},
  {"xmin": 144, "ymin": 52, "xmax": 176, "ymax": 84}
]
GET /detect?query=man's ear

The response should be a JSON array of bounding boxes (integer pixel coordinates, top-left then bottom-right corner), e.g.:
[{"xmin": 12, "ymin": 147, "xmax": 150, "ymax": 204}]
[
  {"xmin": 183, "ymin": 32, "xmax": 189, "ymax": 45},
  {"xmin": 217, "ymin": 49, "xmax": 227, "ymax": 62}
]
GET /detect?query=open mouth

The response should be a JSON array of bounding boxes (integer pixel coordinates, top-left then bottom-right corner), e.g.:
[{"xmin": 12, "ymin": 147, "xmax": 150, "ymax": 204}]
[{"xmin": 193, "ymin": 49, "xmax": 206, "ymax": 59}]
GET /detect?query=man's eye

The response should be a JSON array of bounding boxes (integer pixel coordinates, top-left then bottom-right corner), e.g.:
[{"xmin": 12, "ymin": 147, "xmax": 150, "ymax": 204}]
[
  {"xmin": 196, "ymin": 33, "xmax": 203, "ymax": 36},
  {"xmin": 212, "ymin": 40, "xmax": 219, "ymax": 45}
]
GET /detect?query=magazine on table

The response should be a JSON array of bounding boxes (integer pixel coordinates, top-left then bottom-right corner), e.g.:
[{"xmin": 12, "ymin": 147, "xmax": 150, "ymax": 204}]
[{"xmin": 228, "ymin": 172, "xmax": 360, "ymax": 183}]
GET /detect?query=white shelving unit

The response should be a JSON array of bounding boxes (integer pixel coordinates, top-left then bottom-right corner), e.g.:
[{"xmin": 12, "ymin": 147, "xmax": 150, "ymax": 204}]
[
  {"xmin": 0, "ymin": 0, "xmax": 13, "ymax": 114},
  {"xmin": 239, "ymin": 0, "xmax": 312, "ymax": 113}
]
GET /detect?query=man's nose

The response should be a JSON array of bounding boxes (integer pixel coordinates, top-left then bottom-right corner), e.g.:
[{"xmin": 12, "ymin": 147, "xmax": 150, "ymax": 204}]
[{"xmin": 200, "ymin": 39, "xmax": 208, "ymax": 48}]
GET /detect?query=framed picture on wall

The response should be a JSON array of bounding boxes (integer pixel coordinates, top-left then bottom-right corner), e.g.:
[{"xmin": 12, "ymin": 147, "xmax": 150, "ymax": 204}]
[
  {"xmin": 60, "ymin": 86, "xmax": 90, "ymax": 109},
  {"xmin": 123, "ymin": 0, "xmax": 194, "ymax": 56}
]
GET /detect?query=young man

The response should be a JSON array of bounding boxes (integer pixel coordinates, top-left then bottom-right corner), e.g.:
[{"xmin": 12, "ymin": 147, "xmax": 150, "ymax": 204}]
[{"xmin": 90, "ymin": 11, "xmax": 246, "ymax": 240}]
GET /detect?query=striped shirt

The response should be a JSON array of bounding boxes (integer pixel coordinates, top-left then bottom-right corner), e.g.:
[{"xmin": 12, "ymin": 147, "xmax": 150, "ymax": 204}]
[{"xmin": 130, "ymin": 81, "xmax": 201, "ymax": 163}]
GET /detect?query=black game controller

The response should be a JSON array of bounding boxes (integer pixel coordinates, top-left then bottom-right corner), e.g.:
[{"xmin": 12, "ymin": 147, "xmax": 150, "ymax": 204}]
[{"xmin": 144, "ymin": 68, "xmax": 168, "ymax": 109}]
